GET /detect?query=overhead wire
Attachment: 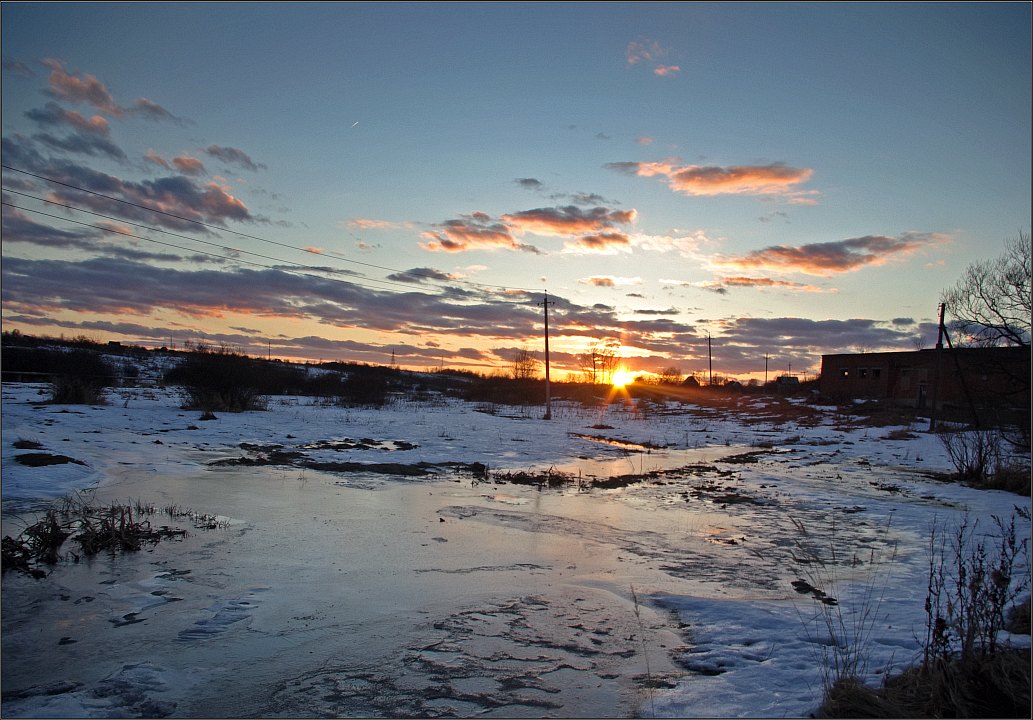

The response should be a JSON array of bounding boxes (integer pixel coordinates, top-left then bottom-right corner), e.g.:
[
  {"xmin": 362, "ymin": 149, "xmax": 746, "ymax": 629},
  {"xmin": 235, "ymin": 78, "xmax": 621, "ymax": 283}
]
[
  {"xmin": 1, "ymin": 201, "xmax": 458, "ymax": 298},
  {"xmin": 2, "ymin": 188, "xmax": 501, "ymax": 296},
  {"xmin": 0, "ymin": 163, "xmax": 542, "ymax": 294}
]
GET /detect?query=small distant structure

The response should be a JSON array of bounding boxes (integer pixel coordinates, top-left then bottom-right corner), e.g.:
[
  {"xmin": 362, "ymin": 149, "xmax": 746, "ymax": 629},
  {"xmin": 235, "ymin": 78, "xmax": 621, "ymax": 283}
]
[
  {"xmin": 681, "ymin": 375, "xmax": 700, "ymax": 389},
  {"xmin": 772, "ymin": 375, "xmax": 800, "ymax": 394}
]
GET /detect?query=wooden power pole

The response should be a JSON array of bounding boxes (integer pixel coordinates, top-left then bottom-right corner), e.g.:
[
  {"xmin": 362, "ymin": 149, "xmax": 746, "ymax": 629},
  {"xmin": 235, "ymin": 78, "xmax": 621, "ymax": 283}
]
[
  {"xmin": 708, "ymin": 334, "xmax": 713, "ymax": 386},
  {"xmin": 539, "ymin": 292, "xmax": 554, "ymax": 419},
  {"xmin": 929, "ymin": 302, "xmax": 946, "ymax": 431}
]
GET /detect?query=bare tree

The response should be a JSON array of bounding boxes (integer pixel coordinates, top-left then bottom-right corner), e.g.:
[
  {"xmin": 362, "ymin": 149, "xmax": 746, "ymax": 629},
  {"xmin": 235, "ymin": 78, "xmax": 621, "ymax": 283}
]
[
  {"xmin": 577, "ymin": 339, "xmax": 621, "ymax": 384},
  {"xmin": 657, "ymin": 366, "xmax": 683, "ymax": 385},
  {"xmin": 511, "ymin": 348, "xmax": 540, "ymax": 380},
  {"xmin": 941, "ymin": 231, "xmax": 1031, "ymax": 452},
  {"xmin": 941, "ymin": 232, "xmax": 1031, "ymax": 348}
]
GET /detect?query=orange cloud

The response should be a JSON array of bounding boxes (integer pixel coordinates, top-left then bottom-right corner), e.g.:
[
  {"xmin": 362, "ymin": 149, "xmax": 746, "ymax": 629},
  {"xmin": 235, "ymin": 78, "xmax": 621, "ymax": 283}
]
[
  {"xmin": 579, "ymin": 275, "xmax": 642, "ymax": 287},
  {"xmin": 610, "ymin": 160, "xmax": 814, "ymax": 198},
  {"xmin": 566, "ymin": 232, "xmax": 632, "ymax": 254},
  {"xmin": 144, "ymin": 149, "xmax": 170, "ymax": 170},
  {"xmin": 349, "ymin": 218, "xmax": 401, "ymax": 230},
  {"xmin": 502, "ymin": 206, "xmax": 636, "ymax": 237},
  {"xmin": 422, "ymin": 205, "xmax": 636, "ymax": 255},
  {"xmin": 421, "ymin": 214, "xmax": 539, "ymax": 254},
  {"xmin": 653, "ymin": 65, "xmax": 680, "ymax": 77},
  {"xmin": 712, "ymin": 233, "xmax": 949, "ymax": 277},
  {"xmin": 42, "ymin": 58, "xmax": 122, "ymax": 116},
  {"xmin": 173, "ymin": 156, "xmax": 205, "ymax": 175},
  {"xmin": 700, "ymin": 276, "xmax": 835, "ymax": 293}
]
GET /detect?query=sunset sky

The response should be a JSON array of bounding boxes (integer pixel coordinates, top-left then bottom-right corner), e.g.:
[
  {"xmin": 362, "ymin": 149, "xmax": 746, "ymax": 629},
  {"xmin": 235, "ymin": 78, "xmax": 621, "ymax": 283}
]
[{"xmin": 2, "ymin": 2, "xmax": 1030, "ymax": 381}]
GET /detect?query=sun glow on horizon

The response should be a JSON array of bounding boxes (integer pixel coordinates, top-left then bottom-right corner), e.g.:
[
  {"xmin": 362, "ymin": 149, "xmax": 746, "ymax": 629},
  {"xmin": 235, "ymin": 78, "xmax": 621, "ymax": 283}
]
[{"xmin": 611, "ymin": 368, "xmax": 633, "ymax": 388}]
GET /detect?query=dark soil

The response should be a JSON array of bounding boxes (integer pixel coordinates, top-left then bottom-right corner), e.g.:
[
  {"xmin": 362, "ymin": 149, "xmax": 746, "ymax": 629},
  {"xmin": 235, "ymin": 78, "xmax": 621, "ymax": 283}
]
[{"xmin": 14, "ymin": 453, "xmax": 86, "ymax": 467}]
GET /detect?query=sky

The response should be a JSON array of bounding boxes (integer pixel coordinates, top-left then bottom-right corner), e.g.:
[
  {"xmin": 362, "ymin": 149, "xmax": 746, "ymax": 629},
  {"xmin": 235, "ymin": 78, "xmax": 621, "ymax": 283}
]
[{"xmin": 2, "ymin": 2, "xmax": 1030, "ymax": 381}]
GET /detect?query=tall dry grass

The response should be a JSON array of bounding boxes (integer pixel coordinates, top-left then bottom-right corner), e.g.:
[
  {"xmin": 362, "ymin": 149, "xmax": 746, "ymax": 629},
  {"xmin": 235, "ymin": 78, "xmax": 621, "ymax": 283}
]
[{"xmin": 813, "ymin": 510, "xmax": 1031, "ymax": 718}]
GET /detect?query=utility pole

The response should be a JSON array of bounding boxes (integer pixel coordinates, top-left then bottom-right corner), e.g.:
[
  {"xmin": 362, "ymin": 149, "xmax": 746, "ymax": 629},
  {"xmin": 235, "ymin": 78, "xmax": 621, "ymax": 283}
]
[
  {"xmin": 707, "ymin": 334, "xmax": 713, "ymax": 386},
  {"xmin": 929, "ymin": 302, "xmax": 946, "ymax": 431},
  {"xmin": 539, "ymin": 292, "xmax": 554, "ymax": 420},
  {"xmin": 764, "ymin": 354, "xmax": 769, "ymax": 385}
]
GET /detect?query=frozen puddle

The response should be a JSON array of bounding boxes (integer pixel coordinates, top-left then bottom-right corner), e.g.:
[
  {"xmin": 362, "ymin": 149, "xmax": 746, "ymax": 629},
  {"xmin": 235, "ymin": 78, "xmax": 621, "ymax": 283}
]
[
  {"xmin": 0, "ymin": 439, "xmax": 947, "ymax": 717},
  {"xmin": 525, "ymin": 435, "xmax": 764, "ymax": 481},
  {"xmin": 1, "ymin": 463, "xmax": 695, "ymax": 718}
]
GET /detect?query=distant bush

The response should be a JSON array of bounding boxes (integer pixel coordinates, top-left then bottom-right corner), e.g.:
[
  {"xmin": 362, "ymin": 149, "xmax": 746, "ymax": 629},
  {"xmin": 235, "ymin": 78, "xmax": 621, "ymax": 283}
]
[
  {"xmin": 166, "ymin": 345, "xmax": 302, "ymax": 412},
  {"xmin": 463, "ymin": 374, "xmax": 544, "ymax": 406},
  {"xmin": 46, "ymin": 349, "xmax": 116, "ymax": 405},
  {"xmin": 307, "ymin": 363, "xmax": 399, "ymax": 407}
]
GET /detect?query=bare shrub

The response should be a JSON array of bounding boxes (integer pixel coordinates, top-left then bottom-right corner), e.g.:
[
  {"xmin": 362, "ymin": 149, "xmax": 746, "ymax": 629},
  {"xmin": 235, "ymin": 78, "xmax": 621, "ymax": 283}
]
[
  {"xmin": 166, "ymin": 345, "xmax": 274, "ymax": 412},
  {"xmin": 814, "ymin": 511, "xmax": 1032, "ymax": 718},
  {"xmin": 937, "ymin": 427, "xmax": 1031, "ymax": 494},
  {"xmin": 923, "ymin": 513, "xmax": 1030, "ymax": 668},
  {"xmin": 45, "ymin": 349, "xmax": 116, "ymax": 404}
]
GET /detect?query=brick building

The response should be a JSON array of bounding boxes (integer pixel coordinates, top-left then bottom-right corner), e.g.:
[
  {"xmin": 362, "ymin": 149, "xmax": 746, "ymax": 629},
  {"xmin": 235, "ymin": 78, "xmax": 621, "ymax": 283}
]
[{"xmin": 819, "ymin": 346, "xmax": 1030, "ymax": 421}]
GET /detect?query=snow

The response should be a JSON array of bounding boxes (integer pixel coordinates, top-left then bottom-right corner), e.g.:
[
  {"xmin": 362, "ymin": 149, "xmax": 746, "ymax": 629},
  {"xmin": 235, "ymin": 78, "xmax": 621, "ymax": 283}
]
[{"xmin": 2, "ymin": 378, "xmax": 1029, "ymax": 718}]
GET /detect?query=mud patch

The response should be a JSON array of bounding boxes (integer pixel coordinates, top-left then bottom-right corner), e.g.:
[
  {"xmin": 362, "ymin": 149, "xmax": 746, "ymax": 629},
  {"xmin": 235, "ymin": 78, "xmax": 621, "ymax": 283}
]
[{"xmin": 14, "ymin": 452, "xmax": 86, "ymax": 467}]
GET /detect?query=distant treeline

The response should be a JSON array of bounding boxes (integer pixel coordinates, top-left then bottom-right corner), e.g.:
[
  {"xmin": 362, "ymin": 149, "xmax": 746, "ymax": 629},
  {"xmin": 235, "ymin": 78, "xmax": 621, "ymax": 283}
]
[{"xmin": 0, "ymin": 332, "xmax": 813, "ymax": 412}]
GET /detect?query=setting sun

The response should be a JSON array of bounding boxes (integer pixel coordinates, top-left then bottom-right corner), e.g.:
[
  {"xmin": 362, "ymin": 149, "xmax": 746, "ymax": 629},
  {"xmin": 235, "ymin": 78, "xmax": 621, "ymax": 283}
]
[{"xmin": 611, "ymin": 368, "xmax": 633, "ymax": 387}]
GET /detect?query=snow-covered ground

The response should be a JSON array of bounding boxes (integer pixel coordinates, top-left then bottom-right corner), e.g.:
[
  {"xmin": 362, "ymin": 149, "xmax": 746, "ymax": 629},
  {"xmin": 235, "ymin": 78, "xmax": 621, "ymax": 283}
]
[{"xmin": 2, "ymin": 380, "xmax": 1029, "ymax": 717}]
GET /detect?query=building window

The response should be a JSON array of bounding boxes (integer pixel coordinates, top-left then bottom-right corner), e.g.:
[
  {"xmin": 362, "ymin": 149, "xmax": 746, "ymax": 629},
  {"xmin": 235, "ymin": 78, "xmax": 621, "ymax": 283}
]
[
  {"xmin": 859, "ymin": 368, "xmax": 868, "ymax": 379},
  {"xmin": 840, "ymin": 368, "xmax": 849, "ymax": 378},
  {"xmin": 872, "ymin": 368, "xmax": 882, "ymax": 379}
]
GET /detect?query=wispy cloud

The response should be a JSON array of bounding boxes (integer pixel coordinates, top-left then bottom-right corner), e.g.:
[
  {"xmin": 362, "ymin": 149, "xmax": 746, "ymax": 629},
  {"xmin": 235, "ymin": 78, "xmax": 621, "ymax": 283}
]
[
  {"xmin": 26, "ymin": 101, "xmax": 110, "ymax": 136},
  {"xmin": 203, "ymin": 145, "xmax": 265, "ymax": 172},
  {"xmin": 626, "ymin": 37, "xmax": 680, "ymax": 78},
  {"xmin": 172, "ymin": 155, "xmax": 205, "ymax": 176},
  {"xmin": 696, "ymin": 276, "xmax": 836, "ymax": 294},
  {"xmin": 711, "ymin": 232, "xmax": 950, "ymax": 276},
  {"xmin": 30, "ymin": 131, "xmax": 126, "ymax": 161},
  {"xmin": 1, "ymin": 201, "xmax": 201, "ymax": 263},
  {"xmin": 607, "ymin": 159, "xmax": 815, "ymax": 200},
  {"xmin": 578, "ymin": 275, "xmax": 642, "ymax": 288},
  {"xmin": 515, "ymin": 177, "xmax": 543, "ymax": 190},
  {"xmin": 422, "ymin": 204, "xmax": 636, "ymax": 255},
  {"xmin": 3, "ymin": 57, "xmax": 36, "ymax": 77},
  {"xmin": 565, "ymin": 232, "xmax": 632, "ymax": 254},
  {"xmin": 502, "ymin": 205, "xmax": 636, "ymax": 237},
  {"xmin": 385, "ymin": 267, "xmax": 459, "ymax": 283},
  {"xmin": 2, "ymin": 136, "xmax": 254, "ymax": 231},
  {"xmin": 347, "ymin": 218, "xmax": 406, "ymax": 230},
  {"xmin": 421, "ymin": 212, "xmax": 539, "ymax": 254},
  {"xmin": 42, "ymin": 59, "xmax": 182, "ymax": 123},
  {"xmin": 42, "ymin": 58, "xmax": 121, "ymax": 115},
  {"xmin": 23, "ymin": 100, "xmax": 126, "ymax": 160}
]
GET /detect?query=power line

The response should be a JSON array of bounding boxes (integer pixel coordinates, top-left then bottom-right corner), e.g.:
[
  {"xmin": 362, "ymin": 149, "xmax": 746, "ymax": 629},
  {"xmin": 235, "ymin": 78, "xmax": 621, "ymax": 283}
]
[
  {"xmin": 1, "ymin": 163, "xmax": 540, "ymax": 293},
  {"xmin": 2, "ymin": 201, "xmax": 506, "ymax": 299},
  {"xmin": 2, "ymin": 189, "xmax": 487, "ymax": 296}
]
